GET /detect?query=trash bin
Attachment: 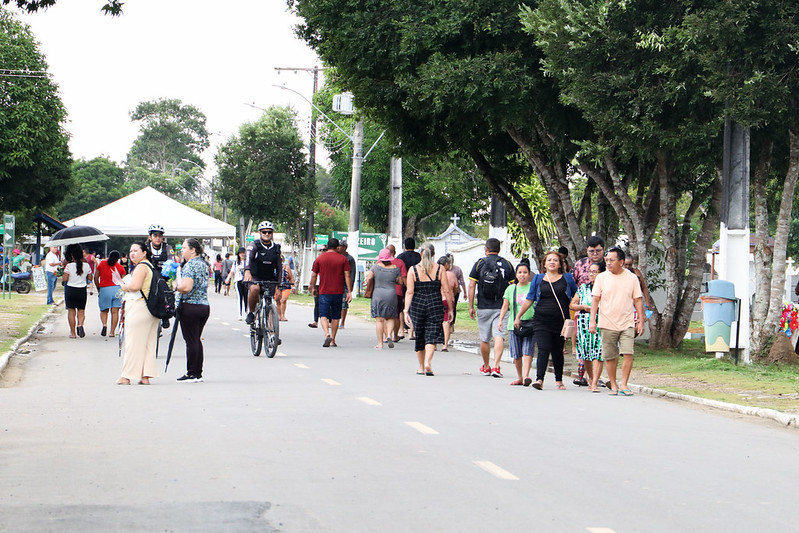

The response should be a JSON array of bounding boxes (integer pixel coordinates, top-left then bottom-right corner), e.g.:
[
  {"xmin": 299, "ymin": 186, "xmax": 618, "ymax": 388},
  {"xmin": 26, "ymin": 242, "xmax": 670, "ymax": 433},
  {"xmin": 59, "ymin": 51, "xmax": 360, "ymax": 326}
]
[{"xmin": 700, "ymin": 280, "xmax": 737, "ymax": 352}]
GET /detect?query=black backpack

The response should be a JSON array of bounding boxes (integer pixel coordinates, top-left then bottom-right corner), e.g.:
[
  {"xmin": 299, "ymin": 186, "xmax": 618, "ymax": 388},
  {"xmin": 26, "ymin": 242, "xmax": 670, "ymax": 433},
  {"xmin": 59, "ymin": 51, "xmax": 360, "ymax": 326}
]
[
  {"xmin": 141, "ymin": 262, "xmax": 177, "ymax": 321},
  {"xmin": 479, "ymin": 257, "xmax": 505, "ymax": 302}
]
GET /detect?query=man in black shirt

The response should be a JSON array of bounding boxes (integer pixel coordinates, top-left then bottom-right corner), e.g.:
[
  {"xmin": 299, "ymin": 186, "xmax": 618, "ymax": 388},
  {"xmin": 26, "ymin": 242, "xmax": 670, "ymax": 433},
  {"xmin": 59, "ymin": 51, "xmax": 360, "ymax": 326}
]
[{"xmin": 243, "ymin": 221, "xmax": 283, "ymax": 324}]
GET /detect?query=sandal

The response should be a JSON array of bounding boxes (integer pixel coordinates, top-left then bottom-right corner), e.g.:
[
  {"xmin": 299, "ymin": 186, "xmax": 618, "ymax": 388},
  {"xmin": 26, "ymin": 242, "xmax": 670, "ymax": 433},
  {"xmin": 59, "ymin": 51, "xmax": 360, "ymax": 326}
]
[
  {"xmin": 556, "ymin": 383, "xmax": 567, "ymax": 390},
  {"xmin": 116, "ymin": 378, "xmax": 130, "ymax": 385},
  {"xmin": 608, "ymin": 389, "xmax": 619, "ymax": 396},
  {"xmin": 619, "ymin": 389, "xmax": 634, "ymax": 396},
  {"xmin": 532, "ymin": 381, "xmax": 543, "ymax": 390},
  {"xmin": 523, "ymin": 378, "xmax": 532, "ymax": 387},
  {"xmin": 510, "ymin": 379, "xmax": 523, "ymax": 386}
]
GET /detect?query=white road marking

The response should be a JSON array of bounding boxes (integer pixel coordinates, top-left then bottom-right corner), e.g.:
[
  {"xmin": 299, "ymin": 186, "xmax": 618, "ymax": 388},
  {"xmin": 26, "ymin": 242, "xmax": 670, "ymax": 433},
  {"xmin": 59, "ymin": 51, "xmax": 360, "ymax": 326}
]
[
  {"xmin": 213, "ymin": 317, "xmax": 220, "ymax": 320},
  {"xmin": 587, "ymin": 528, "xmax": 618, "ymax": 533},
  {"xmin": 232, "ymin": 328, "xmax": 241, "ymax": 332},
  {"xmin": 243, "ymin": 334, "xmax": 249, "ymax": 338},
  {"xmin": 294, "ymin": 363, "xmax": 309, "ymax": 369},
  {"xmin": 405, "ymin": 422, "xmax": 438, "ymax": 435},
  {"xmin": 276, "ymin": 352, "xmax": 287, "ymax": 357},
  {"xmin": 321, "ymin": 378, "xmax": 340, "ymax": 386},
  {"xmin": 357, "ymin": 397, "xmax": 381, "ymax": 406},
  {"xmin": 221, "ymin": 321, "xmax": 230, "ymax": 326},
  {"xmin": 473, "ymin": 461, "xmax": 519, "ymax": 480}
]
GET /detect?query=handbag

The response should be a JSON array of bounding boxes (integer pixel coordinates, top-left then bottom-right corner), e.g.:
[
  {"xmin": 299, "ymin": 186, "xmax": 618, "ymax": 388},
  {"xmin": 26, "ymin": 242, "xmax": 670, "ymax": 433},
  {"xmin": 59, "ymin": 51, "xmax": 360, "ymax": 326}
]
[
  {"xmin": 363, "ymin": 272, "xmax": 374, "ymax": 298},
  {"xmin": 546, "ymin": 276, "xmax": 575, "ymax": 338},
  {"xmin": 513, "ymin": 285, "xmax": 535, "ymax": 338}
]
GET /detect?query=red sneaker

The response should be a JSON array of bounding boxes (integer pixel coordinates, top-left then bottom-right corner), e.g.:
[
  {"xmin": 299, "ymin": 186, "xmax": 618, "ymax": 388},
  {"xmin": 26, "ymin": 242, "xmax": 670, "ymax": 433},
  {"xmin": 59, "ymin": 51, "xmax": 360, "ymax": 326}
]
[
  {"xmin": 480, "ymin": 364, "xmax": 492, "ymax": 376},
  {"xmin": 490, "ymin": 367, "xmax": 503, "ymax": 378}
]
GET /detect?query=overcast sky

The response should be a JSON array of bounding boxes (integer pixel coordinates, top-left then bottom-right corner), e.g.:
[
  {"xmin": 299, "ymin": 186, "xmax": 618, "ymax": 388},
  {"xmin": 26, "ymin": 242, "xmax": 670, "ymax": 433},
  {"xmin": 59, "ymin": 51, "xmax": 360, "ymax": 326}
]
[{"xmin": 15, "ymin": 0, "xmax": 325, "ymax": 169}]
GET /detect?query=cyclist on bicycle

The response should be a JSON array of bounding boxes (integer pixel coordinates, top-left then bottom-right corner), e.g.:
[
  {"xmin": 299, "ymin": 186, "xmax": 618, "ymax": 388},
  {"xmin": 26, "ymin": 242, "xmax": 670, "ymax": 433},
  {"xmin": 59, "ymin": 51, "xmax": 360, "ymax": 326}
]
[
  {"xmin": 244, "ymin": 221, "xmax": 283, "ymax": 324},
  {"xmin": 147, "ymin": 224, "xmax": 172, "ymax": 274}
]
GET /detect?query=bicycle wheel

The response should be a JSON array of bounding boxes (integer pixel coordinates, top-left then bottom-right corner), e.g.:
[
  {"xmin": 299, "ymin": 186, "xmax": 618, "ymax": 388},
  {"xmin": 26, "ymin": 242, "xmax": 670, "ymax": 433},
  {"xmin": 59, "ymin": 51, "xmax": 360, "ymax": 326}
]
[
  {"xmin": 250, "ymin": 305, "xmax": 263, "ymax": 357},
  {"xmin": 264, "ymin": 300, "xmax": 280, "ymax": 358}
]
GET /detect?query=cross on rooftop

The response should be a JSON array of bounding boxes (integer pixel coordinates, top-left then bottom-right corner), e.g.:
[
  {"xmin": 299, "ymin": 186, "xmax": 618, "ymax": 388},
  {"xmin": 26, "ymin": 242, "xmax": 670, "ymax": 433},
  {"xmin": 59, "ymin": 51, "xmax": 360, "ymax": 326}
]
[{"xmin": 451, "ymin": 214, "xmax": 460, "ymax": 226}]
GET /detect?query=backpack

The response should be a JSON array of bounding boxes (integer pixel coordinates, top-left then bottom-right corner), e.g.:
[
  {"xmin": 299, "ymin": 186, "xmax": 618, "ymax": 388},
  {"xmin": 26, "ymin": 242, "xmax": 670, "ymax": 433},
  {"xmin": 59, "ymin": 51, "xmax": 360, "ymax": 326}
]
[
  {"xmin": 479, "ymin": 257, "xmax": 505, "ymax": 302},
  {"xmin": 141, "ymin": 262, "xmax": 177, "ymax": 321}
]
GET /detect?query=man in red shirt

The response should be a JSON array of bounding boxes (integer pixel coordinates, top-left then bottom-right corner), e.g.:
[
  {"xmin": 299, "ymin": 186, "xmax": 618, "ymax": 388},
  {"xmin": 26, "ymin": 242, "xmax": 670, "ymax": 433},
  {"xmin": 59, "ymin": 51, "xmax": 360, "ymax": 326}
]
[{"xmin": 309, "ymin": 238, "xmax": 352, "ymax": 347}]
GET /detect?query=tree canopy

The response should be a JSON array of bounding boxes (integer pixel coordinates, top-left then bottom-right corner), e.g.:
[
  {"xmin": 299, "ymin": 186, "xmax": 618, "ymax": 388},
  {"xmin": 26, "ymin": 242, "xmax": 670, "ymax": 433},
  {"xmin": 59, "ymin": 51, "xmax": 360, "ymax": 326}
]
[
  {"xmin": 56, "ymin": 157, "xmax": 126, "ymax": 220},
  {"xmin": 0, "ymin": 8, "xmax": 71, "ymax": 212},
  {"xmin": 215, "ymin": 106, "xmax": 313, "ymax": 236},
  {"xmin": 1, "ymin": 0, "xmax": 122, "ymax": 14}
]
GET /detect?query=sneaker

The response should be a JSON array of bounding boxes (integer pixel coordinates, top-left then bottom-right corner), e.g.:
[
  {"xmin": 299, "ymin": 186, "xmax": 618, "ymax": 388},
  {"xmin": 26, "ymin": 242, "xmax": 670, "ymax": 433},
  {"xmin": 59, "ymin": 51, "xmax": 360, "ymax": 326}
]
[
  {"xmin": 491, "ymin": 367, "xmax": 503, "ymax": 378},
  {"xmin": 176, "ymin": 374, "xmax": 203, "ymax": 383},
  {"xmin": 480, "ymin": 364, "xmax": 492, "ymax": 376},
  {"xmin": 245, "ymin": 312, "xmax": 255, "ymax": 324}
]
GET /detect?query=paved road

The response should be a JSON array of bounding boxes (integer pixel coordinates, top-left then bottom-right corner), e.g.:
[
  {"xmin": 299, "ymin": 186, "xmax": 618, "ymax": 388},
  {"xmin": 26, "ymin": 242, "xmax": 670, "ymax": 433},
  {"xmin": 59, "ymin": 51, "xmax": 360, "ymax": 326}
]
[{"xmin": 2, "ymin": 290, "xmax": 798, "ymax": 532}]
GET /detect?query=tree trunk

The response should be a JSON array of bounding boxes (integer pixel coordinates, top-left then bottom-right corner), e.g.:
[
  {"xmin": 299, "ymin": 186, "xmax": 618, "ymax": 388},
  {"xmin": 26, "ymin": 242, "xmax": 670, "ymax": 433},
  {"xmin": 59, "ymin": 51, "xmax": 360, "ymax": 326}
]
[
  {"xmin": 753, "ymin": 129, "xmax": 799, "ymax": 357},
  {"xmin": 468, "ymin": 146, "xmax": 545, "ymax": 260},
  {"xmin": 750, "ymin": 138, "xmax": 774, "ymax": 355}
]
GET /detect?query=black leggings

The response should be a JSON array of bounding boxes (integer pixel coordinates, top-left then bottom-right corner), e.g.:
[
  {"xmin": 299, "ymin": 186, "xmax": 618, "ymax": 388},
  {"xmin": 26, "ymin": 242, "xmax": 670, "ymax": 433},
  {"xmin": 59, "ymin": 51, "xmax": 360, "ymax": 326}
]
[
  {"xmin": 237, "ymin": 281, "xmax": 247, "ymax": 316},
  {"xmin": 180, "ymin": 303, "xmax": 210, "ymax": 377},
  {"xmin": 214, "ymin": 272, "xmax": 223, "ymax": 293},
  {"xmin": 535, "ymin": 329, "xmax": 565, "ymax": 382}
]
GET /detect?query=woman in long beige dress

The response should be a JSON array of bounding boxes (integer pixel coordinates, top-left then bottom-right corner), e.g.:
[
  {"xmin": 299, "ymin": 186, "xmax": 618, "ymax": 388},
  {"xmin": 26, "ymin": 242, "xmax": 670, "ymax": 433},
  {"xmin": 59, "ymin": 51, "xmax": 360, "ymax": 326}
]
[{"xmin": 115, "ymin": 241, "xmax": 160, "ymax": 385}]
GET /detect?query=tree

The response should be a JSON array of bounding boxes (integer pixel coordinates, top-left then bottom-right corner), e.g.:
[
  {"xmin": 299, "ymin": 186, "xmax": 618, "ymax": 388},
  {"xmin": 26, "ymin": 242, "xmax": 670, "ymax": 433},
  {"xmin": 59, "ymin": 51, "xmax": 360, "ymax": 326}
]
[
  {"xmin": 290, "ymin": 0, "xmax": 584, "ymax": 260},
  {"xmin": 314, "ymin": 201, "xmax": 348, "ymax": 236},
  {"xmin": 56, "ymin": 157, "xmax": 126, "ymax": 220},
  {"xmin": 2, "ymin": 0, "xmax": 122, "ymax": 14},
  {"xmin": 0, "ymin": 8, "xmax": 71, "ymax": 213},
  {"xmin": 126, "ymin": 98, "xmax": 209, "ymax": 200},
  {"xmin": 215, "ymin": 106, "xmax": 313, "ymax": 243}
]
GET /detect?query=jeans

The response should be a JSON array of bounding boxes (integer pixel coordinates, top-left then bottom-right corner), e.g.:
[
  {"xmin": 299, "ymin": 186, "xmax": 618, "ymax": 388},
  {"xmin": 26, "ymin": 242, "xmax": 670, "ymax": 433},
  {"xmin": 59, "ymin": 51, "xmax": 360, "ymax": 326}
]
[{"xmin": 45, "ymin": 271, "xmax": 58, "ymax": 304}]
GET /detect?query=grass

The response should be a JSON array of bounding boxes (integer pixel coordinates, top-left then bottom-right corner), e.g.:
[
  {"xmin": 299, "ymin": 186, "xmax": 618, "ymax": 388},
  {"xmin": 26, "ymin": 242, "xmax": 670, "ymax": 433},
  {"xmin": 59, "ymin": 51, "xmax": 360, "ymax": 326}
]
[
  {"xmin": 634, "ymin": 339, "xmax": 799, "ymax": 411},
  {"xmin": 0, "ymin": 292, "xmax": 51, "ymax": 355}
]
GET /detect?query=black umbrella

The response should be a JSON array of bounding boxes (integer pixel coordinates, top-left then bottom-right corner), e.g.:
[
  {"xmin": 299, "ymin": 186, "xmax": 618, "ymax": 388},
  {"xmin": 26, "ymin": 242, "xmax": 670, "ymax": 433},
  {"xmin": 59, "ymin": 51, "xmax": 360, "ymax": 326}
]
[
  {"xmin": 164, "ymin": 301, "xmax": 183, "ymax": 372},
  {"xmin": 47, "ymin": 225, "xmax": 109, "ymax": 247}
]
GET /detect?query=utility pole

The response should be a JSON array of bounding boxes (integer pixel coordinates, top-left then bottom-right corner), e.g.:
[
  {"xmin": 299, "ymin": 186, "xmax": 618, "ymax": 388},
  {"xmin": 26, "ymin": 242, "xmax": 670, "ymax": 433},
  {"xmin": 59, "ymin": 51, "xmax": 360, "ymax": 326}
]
[
  {"xmin": 388, "ymin": 157, "xmax": 403, "ymax": 248},
  {"xmin": 348, "ymin": 120, "xmax": 364, "ymax": 266},
  {"xmin": 274, "ymin": 65, "xmax": 325, "ymax": 292}
]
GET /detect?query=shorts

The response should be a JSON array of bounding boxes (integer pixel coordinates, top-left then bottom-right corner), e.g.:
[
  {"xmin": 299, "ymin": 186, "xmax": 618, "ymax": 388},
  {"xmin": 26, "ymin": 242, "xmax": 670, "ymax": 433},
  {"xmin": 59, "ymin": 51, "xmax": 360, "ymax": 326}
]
[
  {"xmin": 508, "ymin": 329, "xmax": 535, "ymax": 360},
  {"xmin": 280, "ymin": 288, "xmax": 291, "ymax": 301},
  {"xmin": 477, "ymin": 308, "xmax": 507, "ymax": 343},
  {"xmin": 98, "ymin": 285, "xmax": 122, "ymax": 310},
  {"xmin": 341, "ymin": 290, "xmax": 349, "ymax": 310},
  {"xmin": 319, "ymin": 293, "xmax": 344, "ymax": 321},
  {"xmin": 600, "ymin": 327, "xmax": 635, "ymax": 360}
]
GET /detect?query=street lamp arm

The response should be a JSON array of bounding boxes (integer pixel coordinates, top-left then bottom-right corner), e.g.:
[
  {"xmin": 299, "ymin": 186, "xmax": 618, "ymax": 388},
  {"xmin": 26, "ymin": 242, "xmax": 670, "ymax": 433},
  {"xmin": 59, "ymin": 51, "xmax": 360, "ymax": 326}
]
[
  {"xmin": 271, "ymin": 84, "xmax": 354, "ymax": 141},
  {"xmin": 362, "ymin": 130, "xmax": 386, "ymax": 163}
]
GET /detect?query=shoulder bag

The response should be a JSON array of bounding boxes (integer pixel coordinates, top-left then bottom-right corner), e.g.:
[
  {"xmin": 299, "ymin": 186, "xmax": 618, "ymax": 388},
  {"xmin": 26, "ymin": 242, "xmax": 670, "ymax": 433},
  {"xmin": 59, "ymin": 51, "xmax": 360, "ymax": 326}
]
[
  {"xmin": 546, "ymin": 276, "xmax": 575, "ymax": 338},
  {"xmin": 513, "ymin": 285, "xmax": 536, "ymax": 338},
  {"xmin": 363, "ymin": 269, "xmax": 375, "ymax": 298}
]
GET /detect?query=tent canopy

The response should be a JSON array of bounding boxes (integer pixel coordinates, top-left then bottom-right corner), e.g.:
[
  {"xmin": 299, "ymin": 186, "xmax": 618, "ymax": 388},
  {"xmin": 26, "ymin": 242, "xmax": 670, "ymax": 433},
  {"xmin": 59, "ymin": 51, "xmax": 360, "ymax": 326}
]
[{"xmin": 64, "ymin": 186, "xmax": 236, "ymax": 238}]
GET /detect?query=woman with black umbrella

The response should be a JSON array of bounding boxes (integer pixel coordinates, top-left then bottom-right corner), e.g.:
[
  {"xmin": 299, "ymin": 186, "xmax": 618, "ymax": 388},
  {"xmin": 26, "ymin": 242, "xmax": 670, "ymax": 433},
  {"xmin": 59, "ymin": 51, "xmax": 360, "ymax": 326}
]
[{"xmin": 62, "ymin": 244, "xmax": 93, "ymax": 338}]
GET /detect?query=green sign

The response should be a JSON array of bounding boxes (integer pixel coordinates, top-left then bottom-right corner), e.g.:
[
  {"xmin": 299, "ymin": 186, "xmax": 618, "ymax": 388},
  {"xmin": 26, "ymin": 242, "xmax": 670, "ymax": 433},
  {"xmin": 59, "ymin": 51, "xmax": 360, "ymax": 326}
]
[
  {"xmin": 316, "ymin": 234, "xmax": 329, "ymax": 246},
  {"xmin": 332, "ymin": 231, "xmax": 387, "ymax": 260},
  {"xmin": 246, "ymin": 234, "xmax": 256, "ymax": 243},
  {"xmin": 3, "ymin": 214, "xmax": 14, "ymax": 247}
]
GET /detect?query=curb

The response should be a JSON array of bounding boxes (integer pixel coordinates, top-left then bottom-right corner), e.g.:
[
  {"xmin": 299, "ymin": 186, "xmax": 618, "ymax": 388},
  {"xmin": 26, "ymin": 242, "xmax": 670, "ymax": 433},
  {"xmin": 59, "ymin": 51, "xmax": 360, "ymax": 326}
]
[
  {"xmin": 629, "ymin": 383, "xmax": 799, "ymax": 427},
  {"xmin": 0, "ymin": 299, "xmax": 62, "ymax": 376}
]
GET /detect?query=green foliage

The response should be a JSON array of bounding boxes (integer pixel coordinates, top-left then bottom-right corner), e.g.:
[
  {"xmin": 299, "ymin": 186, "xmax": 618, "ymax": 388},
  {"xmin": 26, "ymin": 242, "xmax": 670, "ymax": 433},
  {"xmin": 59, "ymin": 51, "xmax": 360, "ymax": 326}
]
[
  {"xmin": 507, "ymin": 178, "xmax": 555, "ymax": 258},
  {"xmin": 56, "ymin": 157, "xmax": 126, "ymax": 220},
  {"xmin": 314, "ymin": 77, "xmax": 490, "ymax": 235},
  {"xmin": 126, "ymin": 98, "xmax": 209, "ymax": 200},
  {"xmin": 314, "ymin": 202, "xmax": 348, "ymax": 236},
  {"xmin": 215, "ymin": 106, "xmax": 313, "ymax": 231},
  {"xmin": 0, "ymin": 8, "xmax": 72, "ymax": 212},
  {"xmin": 1, "ymin": 0, "xmax": 122, "ymax": 14}
]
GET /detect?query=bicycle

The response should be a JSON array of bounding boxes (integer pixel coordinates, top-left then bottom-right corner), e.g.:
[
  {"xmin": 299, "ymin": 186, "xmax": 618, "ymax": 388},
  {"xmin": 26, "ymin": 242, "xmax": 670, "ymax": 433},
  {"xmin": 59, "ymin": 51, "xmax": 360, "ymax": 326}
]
[{"xmin": 250, "ymin": 281, "xmax": 281, "ymax": 357}]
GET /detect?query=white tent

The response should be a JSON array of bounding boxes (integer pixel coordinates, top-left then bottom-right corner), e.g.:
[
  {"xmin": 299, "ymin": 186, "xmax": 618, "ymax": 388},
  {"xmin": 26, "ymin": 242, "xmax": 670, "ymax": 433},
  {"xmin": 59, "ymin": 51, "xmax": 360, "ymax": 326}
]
[{"xmin": 64, "ymin": 186, "xmax": 236, "ymax": 238}]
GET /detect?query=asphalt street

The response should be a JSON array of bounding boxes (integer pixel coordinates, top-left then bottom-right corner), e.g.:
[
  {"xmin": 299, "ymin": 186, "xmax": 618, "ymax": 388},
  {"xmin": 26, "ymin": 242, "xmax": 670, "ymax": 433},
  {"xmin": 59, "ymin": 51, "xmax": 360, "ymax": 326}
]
[{"xmin": 2, "ymin": 290, "xmax": 799, "ymax": 532}]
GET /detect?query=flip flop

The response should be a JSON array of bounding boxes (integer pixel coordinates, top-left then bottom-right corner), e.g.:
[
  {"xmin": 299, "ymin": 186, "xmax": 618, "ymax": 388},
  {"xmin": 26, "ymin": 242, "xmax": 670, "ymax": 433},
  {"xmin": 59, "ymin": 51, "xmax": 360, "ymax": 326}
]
[
  {"xmin": 591, "ymin": 389, "xmax": 601, "ymax": 393},
  {"xmin": 532, "ymin": 381, "xmax": 543, "ymax": 390},
  {"xmin": 323, "ymin": 336, "xmax": 332, "ymax": 347},
  {"xmin": 608, "ymin": 390, "xmax": 619, "ymax": 396},
  {"xmin": 387, "ymin": 339, "xmax": 394, "ymax": 348},
  {"xmin": 619, "ymin": 389, "xmax": 634, "ymax": 396}
]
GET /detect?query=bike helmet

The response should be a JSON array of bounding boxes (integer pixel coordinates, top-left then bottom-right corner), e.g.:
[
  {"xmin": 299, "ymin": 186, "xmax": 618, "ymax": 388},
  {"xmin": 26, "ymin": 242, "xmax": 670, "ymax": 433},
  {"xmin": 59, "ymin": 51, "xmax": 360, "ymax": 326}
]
[
  {"xmin": 257, "ymin": 221, "xmax": 274, "ymax": 231},
  {"xmin": 148, "ymin": 223, "xmax": 165, "ymax": 235}
]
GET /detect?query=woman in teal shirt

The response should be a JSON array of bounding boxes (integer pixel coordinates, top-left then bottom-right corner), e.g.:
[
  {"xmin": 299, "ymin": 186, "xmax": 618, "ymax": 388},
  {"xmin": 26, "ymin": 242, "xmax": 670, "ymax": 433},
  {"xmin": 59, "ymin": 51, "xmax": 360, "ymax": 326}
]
[
  {"xmin": 498, "ymin": 260, "xmax": 535, "ymax": 386},
  {"xmin": 175, "ymin": 238, "xmax": 210, "ymax": 382}
]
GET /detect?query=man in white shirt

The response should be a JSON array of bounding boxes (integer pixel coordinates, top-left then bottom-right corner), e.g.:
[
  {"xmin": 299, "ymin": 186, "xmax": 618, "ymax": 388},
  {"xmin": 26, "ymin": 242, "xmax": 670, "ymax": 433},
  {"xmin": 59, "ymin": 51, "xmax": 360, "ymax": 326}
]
[{"xmin": 43, "ymin": 246, "xmax": 61, "ymax": 305}]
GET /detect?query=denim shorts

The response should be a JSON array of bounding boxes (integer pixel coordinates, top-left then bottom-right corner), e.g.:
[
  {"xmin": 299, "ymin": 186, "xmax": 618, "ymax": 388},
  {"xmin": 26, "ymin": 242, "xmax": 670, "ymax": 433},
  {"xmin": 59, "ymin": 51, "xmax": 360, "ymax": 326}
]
[
  {"xmin": 98, "ymin": 285, "xmax": 122, "ymax": 311},
  {"xmin": 319, "ymin": 293, "xmax": 344, "ymax": 320},
  {"xmin": 508, "ymin": 329, "xmax": 535, "ymax": 359}
]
